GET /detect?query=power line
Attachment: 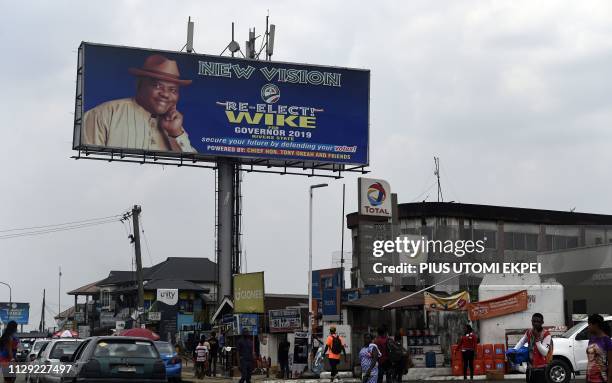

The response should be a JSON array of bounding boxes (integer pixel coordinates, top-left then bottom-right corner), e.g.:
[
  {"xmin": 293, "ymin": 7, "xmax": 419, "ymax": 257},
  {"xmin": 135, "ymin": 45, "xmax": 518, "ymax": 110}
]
[
  {"xmin": 0, "ymin": 218, "xmax": 121, "ymax": 240},
  {"xmin": 0, "ymin": 214, "xmax": 124, "ymax": 233}
]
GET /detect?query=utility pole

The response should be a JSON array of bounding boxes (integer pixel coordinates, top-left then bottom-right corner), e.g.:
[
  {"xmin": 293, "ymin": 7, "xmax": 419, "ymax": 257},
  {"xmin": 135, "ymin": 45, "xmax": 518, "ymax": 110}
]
[
  {"xmin": 39, "ymin": 289, "xmax": 45, "ymax": 332},
  {"xmin": 58, "ymin": 267, "xmax": 62, "ymax": 320},
  {"xmin": 131, "ymin": 205, "xmax": 145, "ymax": 316}
]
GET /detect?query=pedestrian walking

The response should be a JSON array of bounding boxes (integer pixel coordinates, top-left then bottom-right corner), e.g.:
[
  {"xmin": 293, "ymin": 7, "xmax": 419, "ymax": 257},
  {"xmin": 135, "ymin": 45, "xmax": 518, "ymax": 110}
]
[
  {"xmin": 514, "ymin": 313, "xmax": 552, "ymax": 383},
  {"xmin": 324, "ymin": 326, "xmax": 347, "ymax": 382},
  {"xmin": 0, "ymin": 321, "xmax": 18, "ymax": 383},
  {"xmin": 237, "ymin": 328, "xmax": 256, "ymax": 383},
  {"xmin": 390, "ymin": 334, "xmax": 408, "ymax": 383},
  {"xmin": 193, "ymin": 335, "xmax": 209, "ymax": 379},
  {"xmin": 585, "ymin": 314, "xmax": 612, "ymax": 383},
  {"xmin": 457, "ymin": 324, "xmax": 477, "ymax": 382},
  {"xmin": 278, "ymin": 336, "xmax": 291, "ymax": 379},
  {"xmin": 374, "ymin": 326, "xmax": 393, "ymax": 383},
  {"xmin": 208, "ymin": 331, "xmax": 219, "ymax": 376},
  {"xmin": 360, "ymin": 333, "xmax": 381, "ymax": 383}
]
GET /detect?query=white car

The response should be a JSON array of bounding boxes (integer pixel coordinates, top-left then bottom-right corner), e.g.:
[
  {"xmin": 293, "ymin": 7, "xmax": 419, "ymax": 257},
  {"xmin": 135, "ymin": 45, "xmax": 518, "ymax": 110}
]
[
  {"xmin": 549, "ymin": 316, "xmax": 612, "ymax": 383},
  {"xmin": 29, "ymin": 338, "xmax": 83, "ymax": 383},
  {"xmin": 27, "ymin": 339, "xmax": 51, "ymax": 363}
]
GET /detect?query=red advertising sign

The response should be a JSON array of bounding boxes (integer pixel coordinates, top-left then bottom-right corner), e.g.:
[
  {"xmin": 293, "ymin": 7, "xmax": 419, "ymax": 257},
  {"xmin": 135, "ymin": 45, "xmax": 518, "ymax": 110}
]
[{"xmin": 468, "ymin": 290, "xmax": 528, "ymax": 321}]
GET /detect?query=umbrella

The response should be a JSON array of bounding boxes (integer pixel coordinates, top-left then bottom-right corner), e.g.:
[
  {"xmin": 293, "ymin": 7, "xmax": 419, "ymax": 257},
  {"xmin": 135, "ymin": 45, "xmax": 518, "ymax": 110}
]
[
  {"xmin": 53, "ymin": 329, "xmax": 78, "ymax": 338},
  {"xmin": 118, "ymin": 328, "xmax": 160, "ymax": 341}
]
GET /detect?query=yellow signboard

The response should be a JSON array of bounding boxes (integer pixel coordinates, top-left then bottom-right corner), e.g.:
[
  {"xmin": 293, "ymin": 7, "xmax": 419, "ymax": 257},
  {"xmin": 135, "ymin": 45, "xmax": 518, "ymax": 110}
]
[
  {"xmin": 424, "ymin": 291, "xmax": 470, "ymax": 311},
  {"xmin": 234, "ymin": 272, "xmax": 265, "ymax": 313}
]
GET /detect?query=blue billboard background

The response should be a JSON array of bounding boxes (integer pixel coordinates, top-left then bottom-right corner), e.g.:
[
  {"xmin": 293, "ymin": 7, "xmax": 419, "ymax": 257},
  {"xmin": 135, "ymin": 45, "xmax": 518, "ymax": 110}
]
[
  {"xmin": 0, "ymin": 303, "xmax": 29, "ymax": 324},
  {"xmin": 79, "ymin": 43, "xmax": 369, "ymax": 165}
]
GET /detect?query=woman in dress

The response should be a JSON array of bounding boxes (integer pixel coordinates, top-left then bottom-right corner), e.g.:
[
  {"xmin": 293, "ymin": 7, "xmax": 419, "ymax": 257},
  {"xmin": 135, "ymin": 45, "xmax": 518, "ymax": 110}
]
[{"xmin": 360, "ymin": 333, "xmax": 381, "ymax": 383}]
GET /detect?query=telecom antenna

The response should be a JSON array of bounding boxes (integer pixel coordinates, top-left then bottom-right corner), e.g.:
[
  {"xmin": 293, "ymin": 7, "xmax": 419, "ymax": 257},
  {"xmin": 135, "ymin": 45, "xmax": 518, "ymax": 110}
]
[{"xmin": 434, "ymin": 156, "xmax": 443, "ymax": 202}]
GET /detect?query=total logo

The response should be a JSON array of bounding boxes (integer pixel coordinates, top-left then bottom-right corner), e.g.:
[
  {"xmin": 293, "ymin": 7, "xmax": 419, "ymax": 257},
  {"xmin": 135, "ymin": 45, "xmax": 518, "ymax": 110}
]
[
  {"xmin": 365, "ymin": 182, "xmax": 390, "ymax": 214},
  {"xmin": 261, "ymin": 83, "xmax": 280, "ymax": 104}
]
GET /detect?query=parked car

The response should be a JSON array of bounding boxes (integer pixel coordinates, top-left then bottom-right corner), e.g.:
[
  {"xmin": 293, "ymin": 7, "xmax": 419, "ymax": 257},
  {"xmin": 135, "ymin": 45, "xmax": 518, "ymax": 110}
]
[
  {"xmin": 155, "ymin": 341, "xmax": 182, "ymax": 382},
  {"xmin": 62, "ymin": 336, "xmax": 166, "ymax": 382},
  {"xmin": 548, "ymin": 315, "xmax": 612, "ymax": 383},
  {"xmin": 29, "ymin": 338, "xmax": 83, "ymax": 383}
]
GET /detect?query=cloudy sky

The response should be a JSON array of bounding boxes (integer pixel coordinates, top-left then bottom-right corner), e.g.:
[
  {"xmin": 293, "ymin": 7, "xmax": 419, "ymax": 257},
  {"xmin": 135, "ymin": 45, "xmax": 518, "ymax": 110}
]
[{"xmin": 2, "ymin": 1, "xmax": 612, "ymax": 330}]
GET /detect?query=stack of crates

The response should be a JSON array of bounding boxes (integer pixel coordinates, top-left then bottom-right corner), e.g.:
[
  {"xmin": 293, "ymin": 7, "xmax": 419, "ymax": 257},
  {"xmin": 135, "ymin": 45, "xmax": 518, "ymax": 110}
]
[
  {"xmin": 453, "ymin": 343, "xmax": 506, "ymax": 376},
  {"xmin": 494, "ymin": 343, "xmax": 507, "ymax": 372},
  {"xmin": 451, "ymin": 345, "xmax": 462, "ymax": 376}
]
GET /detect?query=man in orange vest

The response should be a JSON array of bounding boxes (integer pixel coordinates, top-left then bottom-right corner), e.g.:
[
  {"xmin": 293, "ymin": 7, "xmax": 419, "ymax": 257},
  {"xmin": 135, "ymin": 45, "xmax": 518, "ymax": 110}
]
[
  {"xmin": 323, "ymin": 326, "xmax": 347, "ymax": 382},
  {"xmin": 514, "ymin": 313, "xmax": 552, "ymax": 383}
]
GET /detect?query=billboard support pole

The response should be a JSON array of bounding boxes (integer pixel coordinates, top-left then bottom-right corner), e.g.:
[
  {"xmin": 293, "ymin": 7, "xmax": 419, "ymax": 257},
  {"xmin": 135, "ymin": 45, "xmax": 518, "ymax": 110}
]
[{"xmin": 218, "ymin": 160, "xmax": 234, "ymax": 303}]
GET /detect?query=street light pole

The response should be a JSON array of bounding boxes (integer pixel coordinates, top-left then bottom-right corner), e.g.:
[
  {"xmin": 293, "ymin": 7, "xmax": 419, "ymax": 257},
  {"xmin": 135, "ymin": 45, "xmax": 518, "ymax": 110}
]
[
  {"xmin": 0, "ymin": 281, "xmax": 12, "ymax": 321},
  {"xmin": 308, "ymin": 183, "xmax": 328, "ymax": 371}
]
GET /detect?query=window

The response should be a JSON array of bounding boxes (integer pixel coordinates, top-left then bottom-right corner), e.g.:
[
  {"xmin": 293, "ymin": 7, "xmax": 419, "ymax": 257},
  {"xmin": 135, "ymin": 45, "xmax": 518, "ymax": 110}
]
[
  {"xmin": 101, "ymin": 290, "xmax": 111, "ymax": 308},
  {"xmin": 526, "ymin": 234, "xmax": 538, "ymax": 251},
  {"xmin": 576, "ymin": 327, "xmax": 589, "ymax": 341},
  {"xmin": 72, "ymin": 340, "xmax": 91, "ymax": 361},
  {"xmin": 49, "ymin": 341, "xmax": 81, "ymax": 360},
  {"xmin": 94, "ymin": 340, "xmax": 158, "ymax": 358}
]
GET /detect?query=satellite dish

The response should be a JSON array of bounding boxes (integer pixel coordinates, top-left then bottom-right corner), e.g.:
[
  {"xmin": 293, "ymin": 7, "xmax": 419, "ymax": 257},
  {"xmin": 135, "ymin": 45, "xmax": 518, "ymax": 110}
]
[{"xmin": 228, "ymin": 41, "xmax": 240, "ymax": 53}]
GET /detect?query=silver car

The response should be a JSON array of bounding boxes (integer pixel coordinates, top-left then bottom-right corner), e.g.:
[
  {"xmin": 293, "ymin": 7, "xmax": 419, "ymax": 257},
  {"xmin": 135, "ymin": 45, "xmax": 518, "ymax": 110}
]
[{"xmin": 29, "ymin": 338, "xmax": 83, "ymax": 383}]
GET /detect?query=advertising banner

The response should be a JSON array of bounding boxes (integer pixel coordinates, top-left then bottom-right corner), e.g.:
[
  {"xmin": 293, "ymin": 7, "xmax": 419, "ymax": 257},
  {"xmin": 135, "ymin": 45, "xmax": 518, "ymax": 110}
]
[
  {"xmin": 468, "ymin": 290, "xmax": 528, "ymax": 321},
  {"xmin": 322, "ymin": 289, "xmax": 341, "ymax": 321},
  {"xmin": 157, "ymin": 289, "xmax": 178, "ymax": 306},
  {"xmin": 269, "ymin": 309, "xmax": 301, "ymax": 333},
  {"xmin": 74, "ymin": 43, "xmax": 370, "ymax": 166},
  {"xmin": 234, "ymin": 272, "xmax": 265, "ymax": 313},
  {"xmin": 0, "ymin": 303, "xmax": 29, "ymax": 324},
  {"xmin": 424, "ymin": 291, "xmax": 470, "ymax": 311},
  {"xmin": 237, "ymin": 313, "xmax": 259, "ymax": 336},
  {"xmin": 358, "ymin": 178, "xmax": 392, "ymax": 217}
]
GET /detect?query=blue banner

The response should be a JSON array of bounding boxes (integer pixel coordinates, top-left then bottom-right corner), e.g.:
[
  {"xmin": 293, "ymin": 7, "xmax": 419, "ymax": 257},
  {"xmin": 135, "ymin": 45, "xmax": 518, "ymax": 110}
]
[
  {"xmin": 77, "ymin": 43, "xmax": 369, "ymax": 165},
  {"xmin": 237, "ymin": 314, "xmax": 259, "ymax": 336},
  {"xmin": 0, "ymin": 303, "xmax": 29, "ymax": 325},
  {"xmin": 322, "ymin": 289, "xmax": 340, "ymax": 317}
]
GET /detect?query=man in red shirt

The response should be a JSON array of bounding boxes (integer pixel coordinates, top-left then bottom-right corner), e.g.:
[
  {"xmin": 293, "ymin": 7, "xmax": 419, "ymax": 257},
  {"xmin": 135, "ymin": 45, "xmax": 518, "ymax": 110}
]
[
  {"xmin": 456, "ymin": 324, "xmax": 478, "ymax": 381},
  {"xmin": 374, "ymin": 326, "xmax": 394, "ymax": 383}
]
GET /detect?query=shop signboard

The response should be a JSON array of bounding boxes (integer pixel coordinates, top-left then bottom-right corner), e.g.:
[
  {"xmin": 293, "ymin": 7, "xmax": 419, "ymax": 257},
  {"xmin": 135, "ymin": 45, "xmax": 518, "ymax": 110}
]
[
  {"xmin": 157, "ymin": 289, "xmax": 178, "ymax": 306},
  {"xmin": 234, "ymin": 272, "xmax": 265, "ymax": 313},
  {"xmin": 237, "ymin": 313, "xmax": 259, "ymax": 336},
  {"xmin": 358, "ymin": 177, "xmax": 392, "ymax": 217},
  {"xmin": 269, "ymin": 309, "xmax": 301, "ymax": 333},
  {"xmin": 322, "ymin": 289, "xmax": 341, "ymax": 321},
  {"xmin": 468, "ymin": 290, "xmax": 528, "ymax": 321}
]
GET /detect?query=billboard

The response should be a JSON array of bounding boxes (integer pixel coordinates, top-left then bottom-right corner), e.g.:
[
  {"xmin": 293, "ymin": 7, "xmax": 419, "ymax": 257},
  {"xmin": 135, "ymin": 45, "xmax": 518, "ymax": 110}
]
[
  {"xmin": 269, "ymin": 308, "xmax": 301, "ymax": 333},
  {"xmin": 358, "ymin": 178, "xmax": 392, "ymax": 217},
  {"xmin": 234, "ymin": 272, "xmax": 265, "ymax": 313},
  {"xmin": 0, "ymin": 303, "xmax": 29, "ymax": 324},
  {"xmin": 73, "ymin": 43, "xmax": 370, "ymax": 167}
]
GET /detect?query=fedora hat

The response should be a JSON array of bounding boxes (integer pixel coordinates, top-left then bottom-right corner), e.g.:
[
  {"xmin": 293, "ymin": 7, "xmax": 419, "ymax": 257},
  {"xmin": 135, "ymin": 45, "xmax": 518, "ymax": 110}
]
[{"xmin": 129, "ymin": 54, "xmax": 192, "ymax": 86}]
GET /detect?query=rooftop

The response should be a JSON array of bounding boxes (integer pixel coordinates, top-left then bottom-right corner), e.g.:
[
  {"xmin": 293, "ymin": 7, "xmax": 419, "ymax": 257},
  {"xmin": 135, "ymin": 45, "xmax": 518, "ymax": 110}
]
[{"xmin": 348, "ymin": 202, "xmax": 612, "ymax": 228}]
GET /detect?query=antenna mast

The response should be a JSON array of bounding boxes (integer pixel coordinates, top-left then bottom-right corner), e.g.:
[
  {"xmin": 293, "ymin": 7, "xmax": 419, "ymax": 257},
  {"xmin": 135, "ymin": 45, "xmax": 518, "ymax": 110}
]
[{"xmin": 434, "ymin": 157, "xmax": 443, "ymax": 202}]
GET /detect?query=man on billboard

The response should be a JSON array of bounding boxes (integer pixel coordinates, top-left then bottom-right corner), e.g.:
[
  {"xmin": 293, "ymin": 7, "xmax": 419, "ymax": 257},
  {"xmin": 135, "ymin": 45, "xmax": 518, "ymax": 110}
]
[{"xmin": 82, "ymin": 54, "xmax": 197, "ymax": 153}]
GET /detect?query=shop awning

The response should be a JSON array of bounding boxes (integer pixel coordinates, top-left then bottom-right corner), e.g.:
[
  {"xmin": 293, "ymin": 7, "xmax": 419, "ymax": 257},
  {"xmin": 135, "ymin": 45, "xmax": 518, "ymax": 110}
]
[{"xmin": 343, "ymin": 291, "xmax": 424, "ymax": 310}]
